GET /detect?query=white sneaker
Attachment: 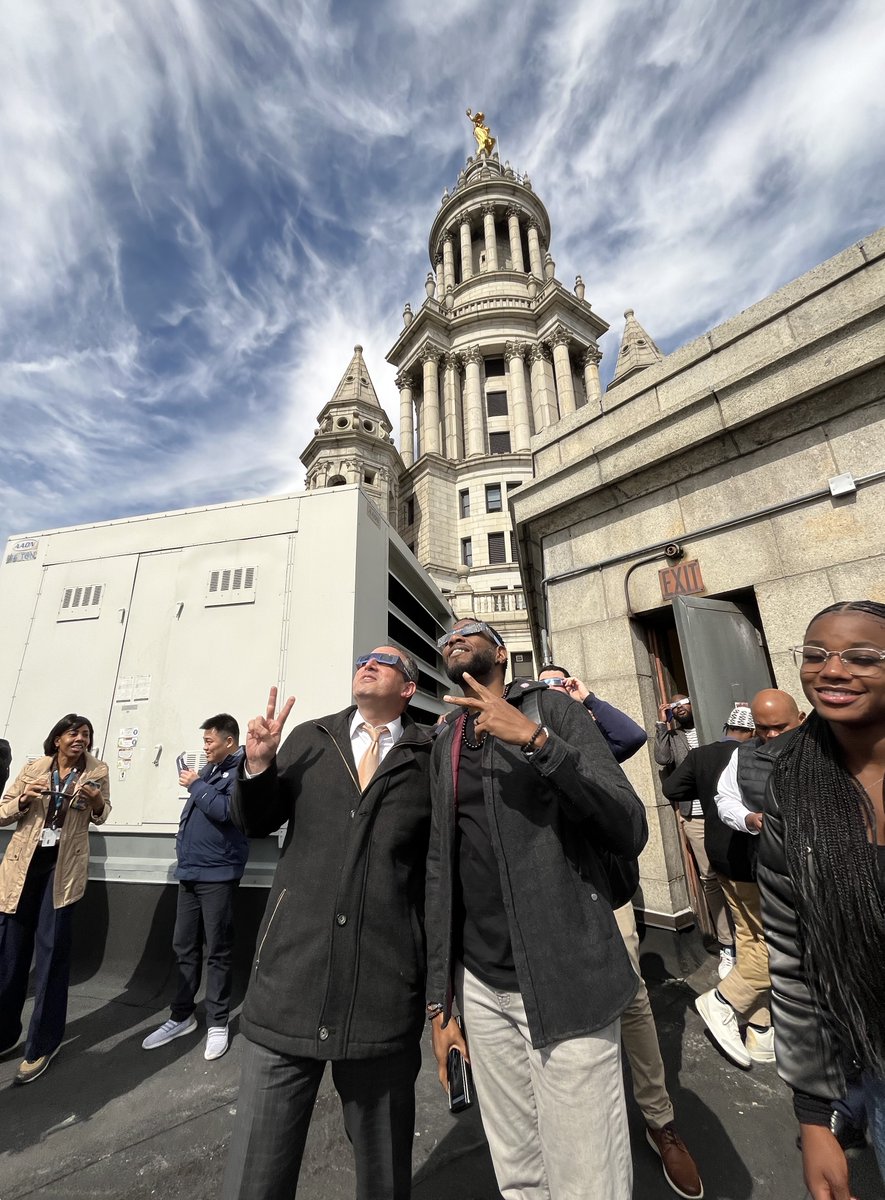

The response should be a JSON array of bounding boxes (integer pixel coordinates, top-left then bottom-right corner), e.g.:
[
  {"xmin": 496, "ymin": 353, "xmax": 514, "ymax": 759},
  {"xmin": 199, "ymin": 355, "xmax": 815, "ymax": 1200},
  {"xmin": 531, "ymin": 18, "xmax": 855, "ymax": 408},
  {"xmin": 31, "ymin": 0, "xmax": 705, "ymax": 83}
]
[
  {"xmin": 204, "ymin": 1026, "xmax": 229, "ymax": 1061},
  {"xmin": 695, "ymin": 990, "xmax": 751, "ymax": 1068},
  {"xmin": 142, "ymin": 1016, "xmax": 198, "ymax": 1050},
  {"xmin": 718, "ymin": 946, "xmax": 736, "ymax": 979},
  {"xmin": 746, "ymin": 1025, "xmax": 776, "ymax": 1063}
]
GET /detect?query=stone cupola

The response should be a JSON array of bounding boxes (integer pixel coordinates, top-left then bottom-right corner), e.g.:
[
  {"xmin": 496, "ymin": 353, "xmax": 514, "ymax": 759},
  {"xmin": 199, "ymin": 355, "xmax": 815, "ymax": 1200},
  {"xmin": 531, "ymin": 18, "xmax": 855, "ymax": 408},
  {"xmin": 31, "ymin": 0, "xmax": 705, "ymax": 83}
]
[{"xmin": 300, "ymin": 345, "xmax": 401, "ymax": 524}]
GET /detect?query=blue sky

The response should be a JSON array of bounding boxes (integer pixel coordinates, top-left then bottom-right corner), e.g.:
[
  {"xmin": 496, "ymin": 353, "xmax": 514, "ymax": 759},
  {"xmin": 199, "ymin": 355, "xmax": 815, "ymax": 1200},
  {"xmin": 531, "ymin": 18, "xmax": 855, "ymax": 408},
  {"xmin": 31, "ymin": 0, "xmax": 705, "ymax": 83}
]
[{"xmin": 2, "ymin": 0, "xmax": 884, "ymax": 548}]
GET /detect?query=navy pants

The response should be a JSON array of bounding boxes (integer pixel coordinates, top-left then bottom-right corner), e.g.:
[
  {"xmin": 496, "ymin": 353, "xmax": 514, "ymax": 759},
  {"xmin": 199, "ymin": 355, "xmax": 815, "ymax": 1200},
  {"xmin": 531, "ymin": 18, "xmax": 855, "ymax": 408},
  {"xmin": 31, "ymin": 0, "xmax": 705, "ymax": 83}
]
[
  {"xmin": 222, "ymin": 1037, "xmax": 422, "ymax": 1200},
  {"xmin": 0, "ymin": 847, "xmax": 74, "ymax": 1060},
  {"xmin": 171, "ymin": 879, "xmax": 237, "ymax": 1026}
]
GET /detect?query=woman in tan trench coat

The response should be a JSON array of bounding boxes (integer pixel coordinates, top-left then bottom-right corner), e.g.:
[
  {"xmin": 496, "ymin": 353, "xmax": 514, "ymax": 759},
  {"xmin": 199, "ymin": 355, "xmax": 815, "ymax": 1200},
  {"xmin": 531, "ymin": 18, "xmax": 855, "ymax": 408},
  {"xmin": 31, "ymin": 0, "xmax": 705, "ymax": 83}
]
[{"xmin": 0, "ymin": 713, "xmax": 110, "ymax": 1084}]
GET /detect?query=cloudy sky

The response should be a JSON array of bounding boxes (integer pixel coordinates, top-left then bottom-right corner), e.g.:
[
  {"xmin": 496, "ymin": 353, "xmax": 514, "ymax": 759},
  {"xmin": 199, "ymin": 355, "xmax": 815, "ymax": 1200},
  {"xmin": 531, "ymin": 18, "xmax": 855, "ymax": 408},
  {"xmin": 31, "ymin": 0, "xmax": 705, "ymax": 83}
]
[{"xmin": 2, "ymin": 0, "xmax": 883, "ymax": 548}]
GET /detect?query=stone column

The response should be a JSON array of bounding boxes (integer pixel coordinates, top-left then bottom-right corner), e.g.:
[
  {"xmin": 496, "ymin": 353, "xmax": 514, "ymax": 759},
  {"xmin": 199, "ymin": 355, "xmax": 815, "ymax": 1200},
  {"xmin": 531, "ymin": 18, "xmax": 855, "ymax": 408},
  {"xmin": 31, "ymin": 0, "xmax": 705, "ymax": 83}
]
[
  {"xmin": 528, "ymin": 343, "xmax": 557, "ymax": 431},
  {"xmin": 459, "ymin": 219, "xmax": 473, "ymax": 281},
  {"xmin": 421, "ymin": 346, "xmax": 442, "ymax": 456},
  {"xmin": 550, "ymin": 326, "xmax": 576, "ymax": 417},
  {"xmin": 396, "ymin": 371, "xmax": 415, "ymax": 467},
  {"xmin": 505, "ymin": 341, "xmax": 531, "ymax": 451},
  {"xmin": 583, "ymin": 347, "xmax": 603, "ymax": 412},
  {"xmin": 442, "ymin": 232, "xmax": 456, "ymax": 292},
  {"xmin": 442, "ymin": 352, "xmax": 464, "ymax": 460},
  {"xmin": 506, "ymin": 206, "xmax": 525, "ymax": 272},
  {"xmin": 462, "ymin": 346, "xmax": 485, "ymax": 458},
  {"xmin": 481, "ymin": 204, "xmax": 499, "ymax": 271},
  {"xmin": 526, "ymin": 220, "xmax": 544, "ymax": 278},
  {"xmin": 435, "ymin": 252, "xmax": 445, "ymax": 297}
]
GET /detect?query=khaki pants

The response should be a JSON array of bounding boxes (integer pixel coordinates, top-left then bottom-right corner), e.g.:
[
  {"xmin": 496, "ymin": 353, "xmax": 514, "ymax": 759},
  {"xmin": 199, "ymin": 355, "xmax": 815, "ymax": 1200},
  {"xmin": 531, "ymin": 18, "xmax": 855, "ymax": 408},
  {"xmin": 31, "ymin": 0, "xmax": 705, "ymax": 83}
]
[
  {"xmin": 457, "ymin": 964, "xmax": 632, "ymax": 1200},
  {"xmin": 679, "ymin": 815, "xmax": 733, "ymax": 947},
  {"xmin": 716, "ymin": 877, "xmax": 771, "ymax": 1026},
  {"xmin": 614, "ymin": 903, "xmax": 674, "ymax": 1130}
]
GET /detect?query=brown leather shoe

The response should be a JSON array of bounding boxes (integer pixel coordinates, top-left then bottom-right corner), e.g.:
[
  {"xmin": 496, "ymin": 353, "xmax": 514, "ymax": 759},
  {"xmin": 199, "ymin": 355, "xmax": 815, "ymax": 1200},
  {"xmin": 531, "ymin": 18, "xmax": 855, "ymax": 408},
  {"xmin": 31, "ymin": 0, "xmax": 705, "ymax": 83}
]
[{"xmin": 646, "ymin": 1123, "xmax": 704, "ymax": 1198}]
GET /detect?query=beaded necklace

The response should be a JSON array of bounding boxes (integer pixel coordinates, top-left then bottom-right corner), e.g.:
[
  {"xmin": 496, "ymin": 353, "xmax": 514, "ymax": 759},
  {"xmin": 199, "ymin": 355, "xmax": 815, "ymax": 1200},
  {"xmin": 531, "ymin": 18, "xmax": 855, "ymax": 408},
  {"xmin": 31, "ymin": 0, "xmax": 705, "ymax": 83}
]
[{"xmin": 461, "ymin": 712, "xmax": 485, "ymax": 750}]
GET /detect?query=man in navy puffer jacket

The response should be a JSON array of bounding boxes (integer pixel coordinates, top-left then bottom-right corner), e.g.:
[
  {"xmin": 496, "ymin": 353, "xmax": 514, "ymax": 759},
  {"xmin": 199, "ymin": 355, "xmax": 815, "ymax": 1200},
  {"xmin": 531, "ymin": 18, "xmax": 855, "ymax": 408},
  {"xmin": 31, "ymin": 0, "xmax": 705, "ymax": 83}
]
[{"xmin": 142, "ymin": 713, "xmax": 248, "ymax": 1062}]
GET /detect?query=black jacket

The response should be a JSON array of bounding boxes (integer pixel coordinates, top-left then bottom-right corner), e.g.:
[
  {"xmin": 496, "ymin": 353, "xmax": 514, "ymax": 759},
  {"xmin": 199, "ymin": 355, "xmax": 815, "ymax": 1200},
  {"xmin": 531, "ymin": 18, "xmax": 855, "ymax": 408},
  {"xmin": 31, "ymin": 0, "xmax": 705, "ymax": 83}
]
[
  {"xmin": 757, "ymin": 746, "xmax": 846, "ymax": 1124},
  {"xmin": 230, "ymin": 707, "xmax": 432, "ymax": 1060},
  {"xmin": 425, "ymin": 681, "xmax": 648, "ymax": 1049},
  {"xmin": 662, "ymin": 740, "xmax": 753, "ymax": 881}
]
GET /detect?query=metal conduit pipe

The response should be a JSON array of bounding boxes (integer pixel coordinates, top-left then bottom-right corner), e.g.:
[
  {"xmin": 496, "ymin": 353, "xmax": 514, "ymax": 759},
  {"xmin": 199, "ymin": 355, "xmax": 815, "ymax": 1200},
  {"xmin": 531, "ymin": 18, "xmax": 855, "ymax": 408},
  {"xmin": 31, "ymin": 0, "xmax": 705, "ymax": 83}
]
[{"xmin": 538, "ymin": 467, "xmax": 885, "ymax": 650}]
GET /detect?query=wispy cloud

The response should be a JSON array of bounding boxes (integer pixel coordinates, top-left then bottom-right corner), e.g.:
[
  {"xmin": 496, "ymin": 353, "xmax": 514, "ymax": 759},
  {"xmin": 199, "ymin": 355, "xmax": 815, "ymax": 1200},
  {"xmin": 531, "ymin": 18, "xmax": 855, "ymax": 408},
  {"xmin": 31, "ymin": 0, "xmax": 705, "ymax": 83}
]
[{"xmin": 1, "ymin": 0, "xmax": 883, "ymax": 547}]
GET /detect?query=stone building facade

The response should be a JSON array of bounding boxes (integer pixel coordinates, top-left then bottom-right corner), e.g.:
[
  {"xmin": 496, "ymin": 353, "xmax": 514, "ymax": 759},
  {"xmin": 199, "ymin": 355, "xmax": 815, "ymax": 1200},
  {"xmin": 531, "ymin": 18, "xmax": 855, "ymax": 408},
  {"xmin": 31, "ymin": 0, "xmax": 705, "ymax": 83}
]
[{"xmin": 510, "ymin": 228, "xmax": 885, "ymax": 927}]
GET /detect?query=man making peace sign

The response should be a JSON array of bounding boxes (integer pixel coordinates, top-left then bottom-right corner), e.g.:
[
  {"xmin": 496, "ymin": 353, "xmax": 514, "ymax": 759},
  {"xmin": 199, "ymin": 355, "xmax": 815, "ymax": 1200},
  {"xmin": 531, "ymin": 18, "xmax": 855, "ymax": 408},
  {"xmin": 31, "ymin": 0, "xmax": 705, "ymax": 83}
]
[
  {"xmin": 222, "ymin": 649, "xmax": 434, "ymax": 1200},
  {"xmin": 425, "ymin": 619, "xmax": 648, "ymax": 1200}
]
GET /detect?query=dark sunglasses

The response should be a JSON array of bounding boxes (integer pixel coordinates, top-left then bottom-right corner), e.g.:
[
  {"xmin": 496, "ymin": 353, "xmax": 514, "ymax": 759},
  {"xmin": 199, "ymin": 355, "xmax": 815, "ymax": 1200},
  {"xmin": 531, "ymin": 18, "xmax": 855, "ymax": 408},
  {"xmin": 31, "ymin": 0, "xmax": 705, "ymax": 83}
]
[
  {"xmin": 437, "ymin": 621, "xmax": 504, "ymax": 650},
  {"xmin": 355, "ymin": 652, "xmax": 413, "ymax": 680}
]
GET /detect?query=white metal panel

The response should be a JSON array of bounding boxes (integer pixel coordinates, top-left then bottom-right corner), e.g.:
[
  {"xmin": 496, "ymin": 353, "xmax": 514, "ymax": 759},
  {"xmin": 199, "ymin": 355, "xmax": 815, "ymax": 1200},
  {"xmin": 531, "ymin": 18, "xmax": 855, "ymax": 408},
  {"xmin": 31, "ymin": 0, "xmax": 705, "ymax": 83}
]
[
  {"xmin": 2, "ymin": 556, "xmax": 138, "ymax": 766},
  {"xmin": 106, "ymin": 540, "xmax": 291, "ymax": 828}
]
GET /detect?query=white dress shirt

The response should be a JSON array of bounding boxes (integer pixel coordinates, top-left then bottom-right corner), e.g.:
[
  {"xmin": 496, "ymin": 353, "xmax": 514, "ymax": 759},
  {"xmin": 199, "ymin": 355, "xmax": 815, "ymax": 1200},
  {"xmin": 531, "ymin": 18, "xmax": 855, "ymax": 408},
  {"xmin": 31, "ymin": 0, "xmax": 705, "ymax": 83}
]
[
  {"xmin": 715, "ymin": 752, "xmax": 759, "ymax": 835},
  {"xmin": 350, "ymin": 710, "xmax": 404, "ymax": 771},
  {"xmin": 245, "ymin": 711, "xmax": 405, "ymax": 780}
]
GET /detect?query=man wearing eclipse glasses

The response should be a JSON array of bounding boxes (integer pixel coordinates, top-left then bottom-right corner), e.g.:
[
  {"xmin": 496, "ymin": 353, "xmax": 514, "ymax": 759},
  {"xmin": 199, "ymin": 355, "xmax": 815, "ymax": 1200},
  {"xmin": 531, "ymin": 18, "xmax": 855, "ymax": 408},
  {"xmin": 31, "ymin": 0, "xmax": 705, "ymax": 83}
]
[
  {"xmin": 222, "ymin": 647, "xmax": 433, "ymax": 1200},
  {"xmin": 426, "ymin": 618, "xmax": 648, "ymax": 1200}
]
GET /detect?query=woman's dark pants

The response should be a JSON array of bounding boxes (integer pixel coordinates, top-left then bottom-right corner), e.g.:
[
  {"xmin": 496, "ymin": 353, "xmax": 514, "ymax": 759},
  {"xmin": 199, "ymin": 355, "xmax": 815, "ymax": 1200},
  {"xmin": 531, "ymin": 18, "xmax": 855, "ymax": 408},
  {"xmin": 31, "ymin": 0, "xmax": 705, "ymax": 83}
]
[{"xmin": 0, "ymin": 847, "xmax": 74, "ymax": 1060}]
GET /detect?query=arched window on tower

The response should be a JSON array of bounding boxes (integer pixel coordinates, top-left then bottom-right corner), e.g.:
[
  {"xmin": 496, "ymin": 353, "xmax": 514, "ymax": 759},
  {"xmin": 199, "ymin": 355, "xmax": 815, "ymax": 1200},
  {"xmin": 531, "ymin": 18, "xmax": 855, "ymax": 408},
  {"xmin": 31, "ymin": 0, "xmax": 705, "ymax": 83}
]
[{"xmin": 328, "ymin": 474, "xmax": 347, "ymax": 487}]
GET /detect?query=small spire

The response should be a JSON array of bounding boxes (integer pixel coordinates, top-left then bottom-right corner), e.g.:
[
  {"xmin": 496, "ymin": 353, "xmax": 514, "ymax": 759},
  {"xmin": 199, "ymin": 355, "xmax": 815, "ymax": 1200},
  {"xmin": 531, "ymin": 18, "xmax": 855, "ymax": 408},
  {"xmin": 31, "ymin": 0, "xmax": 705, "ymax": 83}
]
[
  {"xmin": 328, "ymin": 344, "xmax": 382, "ymax": 408},
  {"xmin": 610, "ymin": 309, "xmax": 663, "ymax": 387}
]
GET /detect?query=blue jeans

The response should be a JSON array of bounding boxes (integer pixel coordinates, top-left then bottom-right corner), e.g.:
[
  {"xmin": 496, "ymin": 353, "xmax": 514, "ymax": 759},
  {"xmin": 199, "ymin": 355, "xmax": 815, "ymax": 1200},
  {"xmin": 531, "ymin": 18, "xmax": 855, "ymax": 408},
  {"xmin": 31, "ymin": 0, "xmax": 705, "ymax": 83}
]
[
  {"xmin": 0, "ymin": 847, "xmax": 74, "ymax": 1060},
  {"xmin": 863, "ymin": 1073, "xmax": 885, "ymax": 1183}
]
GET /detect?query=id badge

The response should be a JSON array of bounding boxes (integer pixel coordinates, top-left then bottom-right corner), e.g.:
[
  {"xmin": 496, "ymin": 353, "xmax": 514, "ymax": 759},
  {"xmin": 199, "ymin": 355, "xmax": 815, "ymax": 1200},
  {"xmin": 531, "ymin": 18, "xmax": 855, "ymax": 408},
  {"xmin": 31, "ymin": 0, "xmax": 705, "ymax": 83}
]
[{"xmin": 40, "ymin": 827, "xmax": 60, "ymax": 848}]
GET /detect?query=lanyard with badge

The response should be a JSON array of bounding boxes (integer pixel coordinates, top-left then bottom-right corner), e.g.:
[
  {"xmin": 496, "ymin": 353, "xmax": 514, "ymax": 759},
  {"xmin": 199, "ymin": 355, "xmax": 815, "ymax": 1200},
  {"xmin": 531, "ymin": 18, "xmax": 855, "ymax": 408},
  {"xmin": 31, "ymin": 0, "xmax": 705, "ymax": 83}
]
[{"xmin": 40, "ymin": 766, "xmax": 78, "ymax": 848}]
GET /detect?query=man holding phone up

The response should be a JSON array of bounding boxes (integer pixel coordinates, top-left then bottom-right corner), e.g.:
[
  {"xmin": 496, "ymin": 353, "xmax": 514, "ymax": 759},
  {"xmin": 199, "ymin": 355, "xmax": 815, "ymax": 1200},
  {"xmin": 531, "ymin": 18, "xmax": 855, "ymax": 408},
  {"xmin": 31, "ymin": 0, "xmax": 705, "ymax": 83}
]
[{"xmin": 142, "ymin": 714, "xmax": 247, "ymax": 1061}]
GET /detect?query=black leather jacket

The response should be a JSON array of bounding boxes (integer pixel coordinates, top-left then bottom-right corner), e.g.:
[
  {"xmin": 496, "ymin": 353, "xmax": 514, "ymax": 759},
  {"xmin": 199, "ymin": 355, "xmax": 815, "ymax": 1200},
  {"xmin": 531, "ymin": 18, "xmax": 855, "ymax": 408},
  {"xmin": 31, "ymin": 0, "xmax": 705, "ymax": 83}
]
[{"xmin": 758, "ymin": 763, "xmax": 846, "ymax": 1123}]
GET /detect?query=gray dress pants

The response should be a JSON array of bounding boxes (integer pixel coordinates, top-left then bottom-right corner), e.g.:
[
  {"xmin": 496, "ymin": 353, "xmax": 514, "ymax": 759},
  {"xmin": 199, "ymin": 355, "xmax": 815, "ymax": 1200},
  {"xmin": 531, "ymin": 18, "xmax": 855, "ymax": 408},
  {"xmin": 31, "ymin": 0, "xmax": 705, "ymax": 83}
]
[{"xmin": 222, "ymin": 1035, "xmax": 422, "ymax": 1200}]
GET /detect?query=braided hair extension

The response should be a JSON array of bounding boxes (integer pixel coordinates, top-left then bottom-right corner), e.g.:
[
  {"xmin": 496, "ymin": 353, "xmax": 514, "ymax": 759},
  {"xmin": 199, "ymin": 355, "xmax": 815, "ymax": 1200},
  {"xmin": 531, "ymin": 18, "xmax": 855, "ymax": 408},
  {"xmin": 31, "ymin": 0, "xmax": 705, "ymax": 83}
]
[{"xmin": 772, "ymin": 599, "xmax": 885, "ymax": 1075}]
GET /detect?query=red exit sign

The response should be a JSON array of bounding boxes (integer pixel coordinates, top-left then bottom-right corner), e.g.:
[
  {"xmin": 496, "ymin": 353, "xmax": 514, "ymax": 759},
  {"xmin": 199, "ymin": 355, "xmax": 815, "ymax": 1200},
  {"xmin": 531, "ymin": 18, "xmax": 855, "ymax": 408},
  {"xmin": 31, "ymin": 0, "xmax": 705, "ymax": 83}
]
[{"xmin": 659, "ymin": 559, "xmax": 705, "ymax": 600}]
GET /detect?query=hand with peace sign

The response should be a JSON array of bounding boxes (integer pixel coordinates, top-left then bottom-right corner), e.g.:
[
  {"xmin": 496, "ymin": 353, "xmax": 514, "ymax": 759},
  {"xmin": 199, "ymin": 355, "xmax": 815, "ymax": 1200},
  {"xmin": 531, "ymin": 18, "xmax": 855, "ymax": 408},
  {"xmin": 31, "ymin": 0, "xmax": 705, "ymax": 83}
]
[
  {"xmin": 444, "ymin": 673, "xmax": 548, "ymax": 749},
  {"xmin": 246, "ymin": 686, "xmax": 296, "ymax": 775}
]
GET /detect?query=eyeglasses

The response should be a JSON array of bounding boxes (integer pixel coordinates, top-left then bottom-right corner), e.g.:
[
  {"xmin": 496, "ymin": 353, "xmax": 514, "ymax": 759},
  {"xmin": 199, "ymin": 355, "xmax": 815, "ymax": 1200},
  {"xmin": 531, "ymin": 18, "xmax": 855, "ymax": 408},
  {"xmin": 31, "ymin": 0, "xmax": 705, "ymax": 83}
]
[
  {"xmin": 355, "ymin": 652, "xmax": 413, "ymax": 680},
  {"xmin": 791, "ymin": 645, "xmax": 885, "ymax": 676},
  {"xmin": 437, "ymin": 621, "xmax": 504, "ymax": 650}
]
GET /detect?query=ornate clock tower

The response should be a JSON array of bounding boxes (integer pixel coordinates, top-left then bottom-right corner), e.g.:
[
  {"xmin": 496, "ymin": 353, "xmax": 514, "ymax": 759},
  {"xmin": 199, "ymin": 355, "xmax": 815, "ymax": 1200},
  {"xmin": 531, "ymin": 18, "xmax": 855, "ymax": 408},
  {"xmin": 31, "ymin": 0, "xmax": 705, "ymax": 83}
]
[{"xmin": 385, "ymin": 113, "xmax": 609, "ymax": 672}]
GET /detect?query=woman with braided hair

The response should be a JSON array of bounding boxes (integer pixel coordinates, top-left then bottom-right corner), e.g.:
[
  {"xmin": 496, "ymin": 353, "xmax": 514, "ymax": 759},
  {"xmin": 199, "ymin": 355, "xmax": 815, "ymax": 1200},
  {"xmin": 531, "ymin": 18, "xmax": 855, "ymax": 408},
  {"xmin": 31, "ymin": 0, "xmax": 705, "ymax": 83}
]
[{"xmin": 757, "ymin": 600, "xmax": 885, "ymax": 1200}]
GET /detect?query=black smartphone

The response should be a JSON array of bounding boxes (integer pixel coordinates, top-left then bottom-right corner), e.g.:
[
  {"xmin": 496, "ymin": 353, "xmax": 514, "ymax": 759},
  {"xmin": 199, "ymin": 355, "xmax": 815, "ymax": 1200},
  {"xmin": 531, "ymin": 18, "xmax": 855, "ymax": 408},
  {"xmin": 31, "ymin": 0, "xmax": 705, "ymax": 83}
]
[
  {"xmin": 175, "ymin": 752, "xmax": 188, "ymax": 775},
  {"xmin": 446, "ymin": 1047, "xmax": 473, "ymax": 1113}
]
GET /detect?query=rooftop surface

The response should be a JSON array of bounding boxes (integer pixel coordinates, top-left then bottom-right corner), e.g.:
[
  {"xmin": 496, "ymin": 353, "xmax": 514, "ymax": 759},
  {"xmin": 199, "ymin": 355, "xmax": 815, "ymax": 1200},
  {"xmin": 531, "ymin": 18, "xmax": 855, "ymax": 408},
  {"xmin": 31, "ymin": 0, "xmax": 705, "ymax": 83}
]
[{"xmin": 1, "ymin": 927, "xmax": 881, "ymax": 1199}]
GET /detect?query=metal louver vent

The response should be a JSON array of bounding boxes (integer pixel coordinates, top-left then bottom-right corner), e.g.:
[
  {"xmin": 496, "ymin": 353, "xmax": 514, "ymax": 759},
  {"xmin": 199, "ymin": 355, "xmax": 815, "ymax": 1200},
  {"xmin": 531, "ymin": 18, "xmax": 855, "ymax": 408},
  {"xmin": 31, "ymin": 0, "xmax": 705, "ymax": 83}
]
[
  {"xmin": 58, "ymin": 582, "xmax": 105, "ymax": 622},
  {"xmin": 205, "ymin": 566, "xmax": 258, "ymax": 608}
]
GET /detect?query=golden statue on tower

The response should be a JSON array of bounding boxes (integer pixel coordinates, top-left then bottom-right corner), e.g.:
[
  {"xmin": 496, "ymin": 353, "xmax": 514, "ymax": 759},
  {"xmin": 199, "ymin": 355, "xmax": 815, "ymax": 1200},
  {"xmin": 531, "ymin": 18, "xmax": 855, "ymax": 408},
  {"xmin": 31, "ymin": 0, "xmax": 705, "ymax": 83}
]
[{"xmin": 466, "ymin": 108, "xmax": 496, "ymax": 156}]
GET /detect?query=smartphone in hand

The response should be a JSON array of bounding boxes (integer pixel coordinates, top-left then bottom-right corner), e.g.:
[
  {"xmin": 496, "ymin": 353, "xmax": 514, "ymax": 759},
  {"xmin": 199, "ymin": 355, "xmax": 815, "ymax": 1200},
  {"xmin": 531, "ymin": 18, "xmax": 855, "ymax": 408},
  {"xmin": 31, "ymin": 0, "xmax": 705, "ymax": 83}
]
[
  {"xmin": 446, "ymin": 1047, "xmax": 473, "ymax": 1113},
  {"xmin": 175, "ymin": 753, "xmax": 188, "ymax": 775}
]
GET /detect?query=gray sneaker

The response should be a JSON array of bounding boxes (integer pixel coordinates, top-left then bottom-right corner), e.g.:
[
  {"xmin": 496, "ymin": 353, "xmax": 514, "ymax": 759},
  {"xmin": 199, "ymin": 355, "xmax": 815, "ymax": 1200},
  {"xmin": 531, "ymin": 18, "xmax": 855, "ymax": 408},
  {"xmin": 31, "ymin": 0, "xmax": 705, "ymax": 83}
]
[
  {"xmin": 204, "ymin": 1026, "xmax": 230, "ymax": 1061},
  {"xmin": 142, "ymin": 1016, "xmax": 198, "ymax": 1050}
]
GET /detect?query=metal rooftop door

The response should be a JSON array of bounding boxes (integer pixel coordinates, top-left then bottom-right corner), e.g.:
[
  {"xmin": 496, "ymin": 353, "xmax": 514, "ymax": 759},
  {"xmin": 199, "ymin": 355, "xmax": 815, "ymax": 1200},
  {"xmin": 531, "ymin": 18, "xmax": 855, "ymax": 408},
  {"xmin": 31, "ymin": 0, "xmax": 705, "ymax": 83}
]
[{"xmin": 672, "ymin": 595, "xmax": 774, "ymax": 745}]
